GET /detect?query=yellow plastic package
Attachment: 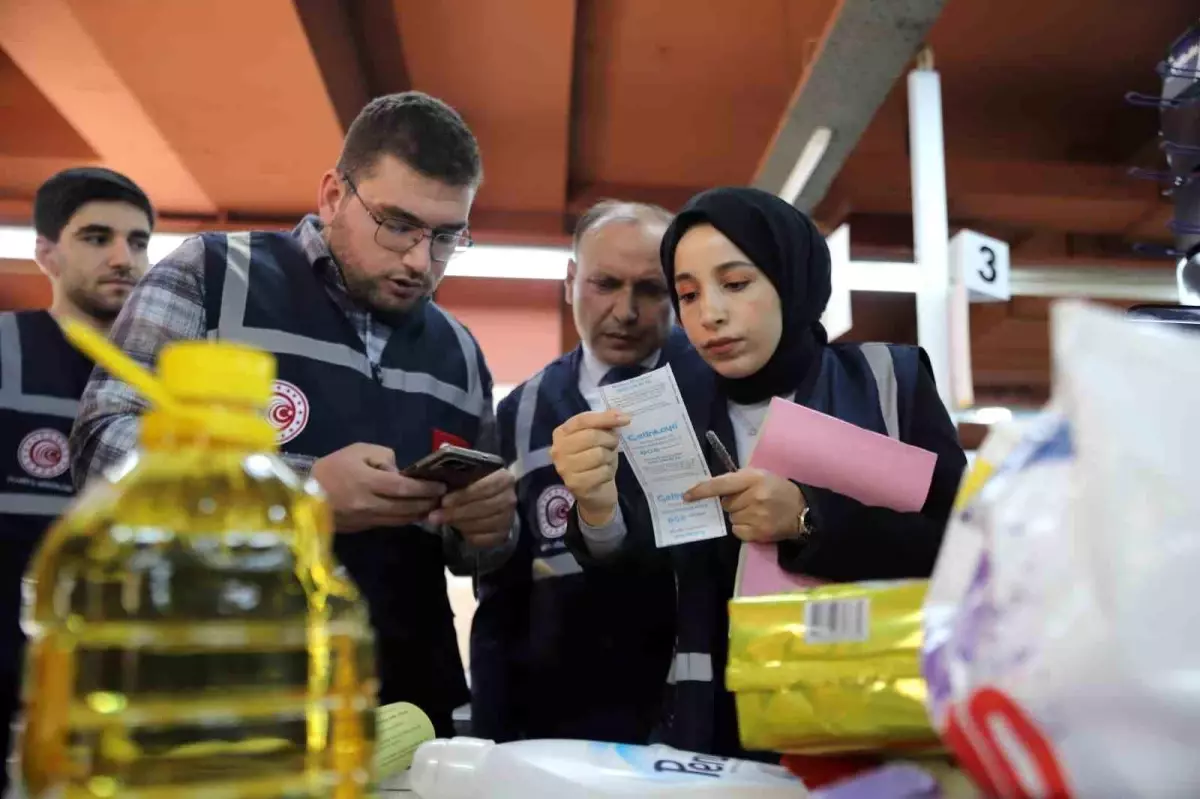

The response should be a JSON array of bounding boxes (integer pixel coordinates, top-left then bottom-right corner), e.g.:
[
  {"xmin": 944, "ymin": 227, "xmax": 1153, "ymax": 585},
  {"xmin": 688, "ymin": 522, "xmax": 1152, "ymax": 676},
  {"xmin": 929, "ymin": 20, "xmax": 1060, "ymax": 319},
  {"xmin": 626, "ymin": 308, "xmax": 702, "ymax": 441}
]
[{"xmin": 727, "ymin": 580, "xmax": 937, "ymax": 754}]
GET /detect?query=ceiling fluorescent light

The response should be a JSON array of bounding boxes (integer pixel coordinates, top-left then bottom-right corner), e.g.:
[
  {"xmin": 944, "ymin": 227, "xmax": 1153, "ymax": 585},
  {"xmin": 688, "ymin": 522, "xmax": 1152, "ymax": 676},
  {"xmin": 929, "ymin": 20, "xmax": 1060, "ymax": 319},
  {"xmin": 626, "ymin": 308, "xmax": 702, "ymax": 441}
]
[
  {"xmin": 0, "ymin": 226, "xmax": 35, "ymax": 261},
  {"xmin": 0, "ymin": 226, "xmax": 572, "ymax": 280},
  {"xmin": 3, "ymin": 223, "xmax": 919, "ymax": 287},
  {"xmin": 962, "ymin": 406, "xmax": 1014, "ymax": 425},
  {"xmin": 778, "ymin": 126, "xmax": 833, "ymax": 204},
  {"xmin": 148, "ymin": 233, "xmax": 190, "ymax": 264},
  {"xmin": 447, "ymin": 245, "xmax": 570, "ymax": 280},
  {"xmin": 0, "ymin": 225, "xmax": 190, "ymax": 266},
  {"xmin": 842, "ymin": 260, "xmax": 922, "ymax": 293}
]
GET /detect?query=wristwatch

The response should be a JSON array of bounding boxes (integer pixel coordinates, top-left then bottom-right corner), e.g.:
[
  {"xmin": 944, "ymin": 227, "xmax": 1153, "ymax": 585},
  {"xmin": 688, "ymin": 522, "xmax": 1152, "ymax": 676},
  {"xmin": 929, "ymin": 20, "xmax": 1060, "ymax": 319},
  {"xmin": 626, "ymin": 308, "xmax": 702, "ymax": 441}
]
[{"xmin": 795, "ymin": 491, "xmax": 816, "ymax": 540}]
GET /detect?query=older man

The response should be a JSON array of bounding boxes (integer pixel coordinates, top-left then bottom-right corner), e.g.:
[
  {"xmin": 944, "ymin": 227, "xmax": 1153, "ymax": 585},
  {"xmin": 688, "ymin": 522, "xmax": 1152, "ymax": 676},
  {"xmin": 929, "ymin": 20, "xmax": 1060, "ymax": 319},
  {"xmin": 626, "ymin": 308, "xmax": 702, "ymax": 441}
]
[{"xmin": 470, "ymin": 201, "xmax": 707, "ymax": 743}]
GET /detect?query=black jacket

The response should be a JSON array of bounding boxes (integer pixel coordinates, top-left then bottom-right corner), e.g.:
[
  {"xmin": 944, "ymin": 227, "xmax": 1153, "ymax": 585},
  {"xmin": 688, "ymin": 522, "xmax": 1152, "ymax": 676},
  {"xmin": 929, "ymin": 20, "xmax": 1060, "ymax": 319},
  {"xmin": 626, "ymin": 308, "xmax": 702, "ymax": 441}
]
[{"xmin": 565, "ymin": 342, "xmax": 966, "ymax": 756}]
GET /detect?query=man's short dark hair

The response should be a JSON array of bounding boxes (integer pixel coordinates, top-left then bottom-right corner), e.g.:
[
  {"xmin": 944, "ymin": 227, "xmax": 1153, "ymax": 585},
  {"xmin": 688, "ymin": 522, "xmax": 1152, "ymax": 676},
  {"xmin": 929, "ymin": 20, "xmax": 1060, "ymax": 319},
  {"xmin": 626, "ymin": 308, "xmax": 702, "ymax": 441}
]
[
  {"xmin": 34, "ymin": 167, "xmax": 155, "ymax": 241},
  {"xmin": 572, "ymin": 200, "xmax": 673, "ymax": 258},
  {"xmin": 337, "ymin": 92, "xmax": 482, "ymax": 188}
]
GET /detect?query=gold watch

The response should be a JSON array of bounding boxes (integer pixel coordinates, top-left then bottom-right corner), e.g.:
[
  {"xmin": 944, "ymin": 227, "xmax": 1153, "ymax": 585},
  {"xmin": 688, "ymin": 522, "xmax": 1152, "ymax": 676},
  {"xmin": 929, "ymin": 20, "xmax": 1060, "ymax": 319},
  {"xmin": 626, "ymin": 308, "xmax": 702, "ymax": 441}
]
[{"xmin": 795, "ymin": 505, "xmax": 814, "ymax": 539}]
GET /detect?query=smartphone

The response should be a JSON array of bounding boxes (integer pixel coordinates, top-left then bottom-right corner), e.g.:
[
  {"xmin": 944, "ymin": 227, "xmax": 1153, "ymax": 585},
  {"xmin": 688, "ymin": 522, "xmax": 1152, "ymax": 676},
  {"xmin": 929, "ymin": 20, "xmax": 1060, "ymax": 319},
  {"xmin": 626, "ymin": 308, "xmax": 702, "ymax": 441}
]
[{"xmin": 403, "ymin": 444, "xmax": 504, "ymax": 490}]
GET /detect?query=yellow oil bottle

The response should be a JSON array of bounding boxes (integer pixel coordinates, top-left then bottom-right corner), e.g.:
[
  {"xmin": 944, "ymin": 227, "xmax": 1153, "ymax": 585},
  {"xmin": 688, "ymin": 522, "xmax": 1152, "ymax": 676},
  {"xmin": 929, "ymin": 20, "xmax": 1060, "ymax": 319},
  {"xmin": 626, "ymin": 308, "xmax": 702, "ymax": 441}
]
[{"xmin": 18, "ymin": 338, "xmax": 377, "ymax": 798}]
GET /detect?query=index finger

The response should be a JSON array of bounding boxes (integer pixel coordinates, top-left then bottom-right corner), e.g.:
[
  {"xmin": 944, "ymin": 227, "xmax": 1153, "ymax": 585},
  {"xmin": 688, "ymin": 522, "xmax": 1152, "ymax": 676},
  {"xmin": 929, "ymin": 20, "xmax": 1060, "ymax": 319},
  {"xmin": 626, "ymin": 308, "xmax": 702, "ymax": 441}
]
[
  {"xmin": 684, "ymin": 471, "xmax": 757, "ymax": 502},
  {"xmin": 556, "ymin": 409, "xmax": 630, "ymax": 438},
  {"xmin": 365, "ymin": 470, "xmax": 447, "ymax": 500}
]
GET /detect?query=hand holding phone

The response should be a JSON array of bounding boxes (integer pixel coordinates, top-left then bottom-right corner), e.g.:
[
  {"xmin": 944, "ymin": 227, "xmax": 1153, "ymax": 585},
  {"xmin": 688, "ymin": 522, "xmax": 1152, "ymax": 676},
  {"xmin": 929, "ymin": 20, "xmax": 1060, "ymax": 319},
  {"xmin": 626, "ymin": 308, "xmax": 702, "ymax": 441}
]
[
  {"xmin": 402, "ymin": 445, "xmax": 504, "ymax": 491},
  {"xmin": 409, "ymin": 446, "xmax": 515, "ymax": 548},
  {"xmin": 430, "ymin": 467, "xmax": 517, "ymax": 548},
  {"xmin": 311, "ymin": 443, "xmax": 447, "ymax": 533}
]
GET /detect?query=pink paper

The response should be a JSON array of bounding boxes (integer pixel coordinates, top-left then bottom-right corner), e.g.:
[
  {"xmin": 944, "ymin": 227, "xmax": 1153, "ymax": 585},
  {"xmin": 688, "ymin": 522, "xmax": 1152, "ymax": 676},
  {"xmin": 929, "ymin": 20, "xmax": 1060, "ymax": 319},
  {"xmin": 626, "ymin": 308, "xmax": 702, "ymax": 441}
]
[
  {"xmin": 738, "ymin": 543, "xmax": 827, "ymax": 597},
  {"xmin": 749, "ymin": 397, "xmax": 936, "ymax": 513}
]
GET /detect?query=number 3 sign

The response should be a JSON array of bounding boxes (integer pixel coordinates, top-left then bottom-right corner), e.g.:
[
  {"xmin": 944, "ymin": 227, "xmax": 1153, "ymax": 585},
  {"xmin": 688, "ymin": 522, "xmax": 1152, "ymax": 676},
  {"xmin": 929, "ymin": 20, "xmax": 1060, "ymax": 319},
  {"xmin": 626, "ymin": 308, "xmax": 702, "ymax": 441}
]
[{"xmin": 951, "ymin": 229, "xmax": 1011, "ymax": 302}]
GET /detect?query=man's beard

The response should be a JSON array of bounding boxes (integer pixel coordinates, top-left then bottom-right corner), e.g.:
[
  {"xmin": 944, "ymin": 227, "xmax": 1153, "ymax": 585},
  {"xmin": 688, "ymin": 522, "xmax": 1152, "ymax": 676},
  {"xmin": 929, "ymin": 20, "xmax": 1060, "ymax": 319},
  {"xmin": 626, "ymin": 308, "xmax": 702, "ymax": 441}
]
[
  {"xmin": 67, "ymin": 283, "xmax": 122, "ymax": 323},
  {"xmin": 328, "ymin": 215, "xmax": 433, "ymax": 321}
]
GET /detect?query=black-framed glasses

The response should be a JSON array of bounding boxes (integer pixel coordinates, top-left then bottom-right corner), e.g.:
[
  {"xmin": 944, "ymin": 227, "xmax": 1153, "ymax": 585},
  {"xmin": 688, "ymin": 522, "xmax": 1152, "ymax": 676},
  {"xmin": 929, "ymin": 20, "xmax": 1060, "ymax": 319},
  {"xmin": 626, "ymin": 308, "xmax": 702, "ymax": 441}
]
[{"xmin": 342, "ymin": 173, "xmax": 473, "ymax": 263}]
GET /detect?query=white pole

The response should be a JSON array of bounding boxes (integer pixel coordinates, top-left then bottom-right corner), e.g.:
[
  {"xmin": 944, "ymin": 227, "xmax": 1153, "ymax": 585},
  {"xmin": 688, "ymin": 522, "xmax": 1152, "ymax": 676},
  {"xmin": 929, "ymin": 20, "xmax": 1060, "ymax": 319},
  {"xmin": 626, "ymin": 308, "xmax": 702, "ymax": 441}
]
[{"xmin": 908, "ymin": 57, "xmax": 956, "ymax": 409}]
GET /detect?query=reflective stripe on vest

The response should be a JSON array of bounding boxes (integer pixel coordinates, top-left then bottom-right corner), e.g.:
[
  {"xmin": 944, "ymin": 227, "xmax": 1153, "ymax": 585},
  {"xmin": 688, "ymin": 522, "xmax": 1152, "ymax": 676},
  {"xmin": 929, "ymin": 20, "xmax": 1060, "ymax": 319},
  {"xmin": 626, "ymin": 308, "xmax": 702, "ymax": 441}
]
[
  {"xmin": 531, "ymin": 550, "xmax": 583, "ymax": 581},
  {"xmin": 858, "ymin": 343, "xmax": 899, "ymax": 440},
  {"xmin": 215, "ymin": 232, "xmax": 485, "ymax": 417},
  {"xmin": 512, "ymin": 369, "xmax": 553, "ymax": 481},
  {"xmin": 0, "ymin": 492, "xmax": 70, "ymax": 517},
  {"xmin": 665, "ymin": 652, "xmax": 714, "ymax": 685},
  {"xmin": 0, "ymin": 315, "xmax": 79, "ymax": 418},
  {"xmin": 432, "ymin": 304, "xmax": 485, "ymax": 417}
]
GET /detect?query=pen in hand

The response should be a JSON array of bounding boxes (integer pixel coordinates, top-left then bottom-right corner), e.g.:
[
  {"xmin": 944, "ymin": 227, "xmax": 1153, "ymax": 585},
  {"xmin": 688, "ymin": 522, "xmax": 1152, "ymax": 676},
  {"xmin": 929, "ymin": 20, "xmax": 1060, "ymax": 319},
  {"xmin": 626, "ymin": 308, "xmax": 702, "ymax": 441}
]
[{"xmin": 705, "ymin": 430, "xmax": 738, "ymax": 475}]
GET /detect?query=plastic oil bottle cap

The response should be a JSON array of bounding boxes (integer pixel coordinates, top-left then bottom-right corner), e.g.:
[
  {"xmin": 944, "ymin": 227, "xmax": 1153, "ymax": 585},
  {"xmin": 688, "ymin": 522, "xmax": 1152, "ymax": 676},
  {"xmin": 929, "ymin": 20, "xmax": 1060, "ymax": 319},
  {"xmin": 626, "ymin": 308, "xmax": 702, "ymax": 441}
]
[
  {"xmin": 157, "ymin": 340, "xmax": 275, "ymax": 408},
  {"xmin": 408, "ymin": 738, "xmax": 491, "ymax": 799}
]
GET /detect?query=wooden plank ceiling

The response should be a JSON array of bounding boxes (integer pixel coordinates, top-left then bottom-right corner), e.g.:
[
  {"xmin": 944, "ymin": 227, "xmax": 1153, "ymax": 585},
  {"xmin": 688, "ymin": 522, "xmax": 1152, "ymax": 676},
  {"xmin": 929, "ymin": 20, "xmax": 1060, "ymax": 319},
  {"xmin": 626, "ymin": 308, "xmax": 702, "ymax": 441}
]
[{"xmin": 0, "ymin": 0, "xmax": 1197, "ymax": 404}]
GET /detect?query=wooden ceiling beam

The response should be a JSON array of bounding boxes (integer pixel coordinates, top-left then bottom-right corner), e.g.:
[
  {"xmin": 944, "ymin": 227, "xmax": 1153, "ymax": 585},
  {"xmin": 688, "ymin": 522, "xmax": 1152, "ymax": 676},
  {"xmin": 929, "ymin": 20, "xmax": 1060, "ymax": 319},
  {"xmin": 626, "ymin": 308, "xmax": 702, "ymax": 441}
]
[
  {"xmin": 0, "ymin": 0, "xmax": 215, "ymax": 214},
  {"xmin": 292, "ymin": 0, "xmax": 375, "ymax": 132},
  {"xmin": 565, "ymin": 182, "xmax": 705, "ymax": 216},
  {"xmin": 394, "ymin": 0, "xmax": 577, "ymax": 215},
  {"xmin": 840, "ymin": 211, "xmax": 1169, "ymax": 268},
  {"xmin": 0, "ymin": 0, "xmax": 348, "ymax": 216},
  {"xmin": 753, "ymin": 0, "xmax": 948, "ymax": 211},
  {"xmin": 835, "ymin": 155, "xmax": 1172, "ymax": 237}
]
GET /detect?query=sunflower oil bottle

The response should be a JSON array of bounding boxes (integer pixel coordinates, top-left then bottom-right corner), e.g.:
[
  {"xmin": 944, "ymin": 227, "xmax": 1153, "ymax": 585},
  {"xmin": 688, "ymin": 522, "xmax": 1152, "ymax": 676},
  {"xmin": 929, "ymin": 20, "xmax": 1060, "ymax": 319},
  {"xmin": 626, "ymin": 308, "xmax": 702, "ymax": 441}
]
[{"xmin": 17, "ymin": 340, "xmax": 378, "ymax": 798}]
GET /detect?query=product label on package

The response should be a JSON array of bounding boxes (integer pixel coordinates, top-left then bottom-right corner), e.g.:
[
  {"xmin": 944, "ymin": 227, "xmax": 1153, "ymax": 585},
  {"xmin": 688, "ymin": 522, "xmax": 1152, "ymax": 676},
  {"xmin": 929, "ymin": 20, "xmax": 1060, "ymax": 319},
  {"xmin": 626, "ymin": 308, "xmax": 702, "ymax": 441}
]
[{"xmin": 597, "ymin": 743, "xmax": 800, "ymax": 786}]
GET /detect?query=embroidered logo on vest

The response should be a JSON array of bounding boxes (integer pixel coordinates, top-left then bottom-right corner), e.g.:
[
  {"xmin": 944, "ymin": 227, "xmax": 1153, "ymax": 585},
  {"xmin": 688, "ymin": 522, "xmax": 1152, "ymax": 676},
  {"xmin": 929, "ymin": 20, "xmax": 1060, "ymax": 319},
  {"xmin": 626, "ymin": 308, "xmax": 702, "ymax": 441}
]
[
  {"xmin": 268, "ymin": 380, "xmax": 310, "ymax": 444},
  {"xmin": 18, "ymin": 428, "xmax": 69, "ymax": 479},
  {"xmin": 536, "ymin": 484, "xmax": 574, "ymax": 540}
]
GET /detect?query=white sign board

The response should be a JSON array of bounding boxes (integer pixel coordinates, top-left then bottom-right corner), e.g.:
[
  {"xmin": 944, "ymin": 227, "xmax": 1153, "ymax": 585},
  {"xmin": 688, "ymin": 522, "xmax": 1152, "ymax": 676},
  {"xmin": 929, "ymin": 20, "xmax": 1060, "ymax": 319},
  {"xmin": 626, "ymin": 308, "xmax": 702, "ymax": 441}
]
[
  {"xmin": 821, "ymin": 224, "xmax": 853, "ymax": 340},
  {"xmin": 951, "ymin": 229, "xmax": 1010, "ymax": 302}
]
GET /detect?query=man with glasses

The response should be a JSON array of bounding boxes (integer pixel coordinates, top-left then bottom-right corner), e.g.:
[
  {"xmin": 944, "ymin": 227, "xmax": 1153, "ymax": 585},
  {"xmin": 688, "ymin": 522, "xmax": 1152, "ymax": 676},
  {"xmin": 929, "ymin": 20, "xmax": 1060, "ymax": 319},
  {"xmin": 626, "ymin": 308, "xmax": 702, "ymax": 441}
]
[{"xmin": 71, "ymin": 92, "xmax": 518, "ymax": 736}]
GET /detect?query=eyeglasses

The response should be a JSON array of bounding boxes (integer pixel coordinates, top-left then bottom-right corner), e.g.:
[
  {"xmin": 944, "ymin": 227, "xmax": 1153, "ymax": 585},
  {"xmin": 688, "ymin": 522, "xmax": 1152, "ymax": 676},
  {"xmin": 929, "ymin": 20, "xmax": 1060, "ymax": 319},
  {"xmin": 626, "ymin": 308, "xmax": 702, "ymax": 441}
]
[{"xmin": 341, "ymin": 173, "xmax": 473, "ymax": 263}]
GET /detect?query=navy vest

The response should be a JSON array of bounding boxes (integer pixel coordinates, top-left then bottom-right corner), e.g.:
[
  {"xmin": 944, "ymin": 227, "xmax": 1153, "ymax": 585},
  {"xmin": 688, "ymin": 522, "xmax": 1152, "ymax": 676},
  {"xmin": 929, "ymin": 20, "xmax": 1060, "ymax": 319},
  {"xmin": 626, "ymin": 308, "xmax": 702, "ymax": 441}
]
[
  {"xmin": 0, "ymin": 310, "xmax": 93, "ymax": 635},
  {"xmin": 658, "ymin": 342, "xmax": 929, "ymax": 757},
  {"xmin": 199, "ymin": 231, "xmax": 488, "ymax": 724},
  {"xmin": 0, "ymin": 310, "xmax": 94, "ymax": 773},
  {"xmin": 471, "ymin": 329, "xmax": 707, "ymax": 743}
]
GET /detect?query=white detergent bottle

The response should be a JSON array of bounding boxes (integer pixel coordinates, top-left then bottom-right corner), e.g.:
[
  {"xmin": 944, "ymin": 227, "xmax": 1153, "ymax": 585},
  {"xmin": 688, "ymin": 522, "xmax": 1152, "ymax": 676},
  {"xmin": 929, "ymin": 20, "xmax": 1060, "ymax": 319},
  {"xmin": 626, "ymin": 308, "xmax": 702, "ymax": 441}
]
[{"xmin": 408, "ymin": 737, "xmax": 809, "ymax": 798}]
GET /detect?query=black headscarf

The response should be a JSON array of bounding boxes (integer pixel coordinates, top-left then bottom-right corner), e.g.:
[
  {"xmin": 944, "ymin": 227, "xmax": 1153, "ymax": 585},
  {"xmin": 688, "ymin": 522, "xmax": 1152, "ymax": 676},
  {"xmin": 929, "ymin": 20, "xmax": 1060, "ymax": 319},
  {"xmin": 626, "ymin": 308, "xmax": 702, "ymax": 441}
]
[{"xmin": 660, "ymin": 187, "xmax": 832, "ymax": 405}]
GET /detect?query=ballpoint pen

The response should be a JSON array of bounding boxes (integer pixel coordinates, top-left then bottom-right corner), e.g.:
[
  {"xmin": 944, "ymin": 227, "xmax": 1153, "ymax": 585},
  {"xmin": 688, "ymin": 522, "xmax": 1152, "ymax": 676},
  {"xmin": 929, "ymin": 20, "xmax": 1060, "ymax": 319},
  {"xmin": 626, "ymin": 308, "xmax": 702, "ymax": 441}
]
[{"xmin": 705, "ymin": 430, "xmax": 739, "ymax": 474}]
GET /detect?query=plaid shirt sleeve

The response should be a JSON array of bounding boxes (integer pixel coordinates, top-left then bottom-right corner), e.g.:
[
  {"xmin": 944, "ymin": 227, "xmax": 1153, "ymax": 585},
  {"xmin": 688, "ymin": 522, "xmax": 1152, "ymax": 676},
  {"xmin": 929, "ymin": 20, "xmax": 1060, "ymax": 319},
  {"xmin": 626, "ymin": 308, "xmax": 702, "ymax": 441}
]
[{"xmin": 70, "ymin": 235, "xmax": 208, "ymax": 489}]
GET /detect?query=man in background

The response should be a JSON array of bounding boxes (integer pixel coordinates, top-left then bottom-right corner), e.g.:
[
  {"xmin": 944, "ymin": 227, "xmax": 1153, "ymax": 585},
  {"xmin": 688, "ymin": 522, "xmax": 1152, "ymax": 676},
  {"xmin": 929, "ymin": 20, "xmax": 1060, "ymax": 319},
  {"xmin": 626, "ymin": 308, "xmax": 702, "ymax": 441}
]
[
  {"xmin": 0, "ymin": 167, "xmax": 154, "ymax": 787},
  {"xmin": 71, "ymin": 92, "xmax": 518, "ymax": 736},
  {"xmin": 470, "ymin": 201, "xmax": 706, "ymax": 742}
]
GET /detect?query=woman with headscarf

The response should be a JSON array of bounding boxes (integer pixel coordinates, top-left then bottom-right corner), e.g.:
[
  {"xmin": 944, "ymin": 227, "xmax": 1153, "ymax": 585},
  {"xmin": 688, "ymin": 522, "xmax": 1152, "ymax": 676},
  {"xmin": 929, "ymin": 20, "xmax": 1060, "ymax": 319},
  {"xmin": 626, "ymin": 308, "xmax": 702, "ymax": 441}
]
[{"xmin": 552, "ymin": 187, "xmax": 966, "ymax": 757}]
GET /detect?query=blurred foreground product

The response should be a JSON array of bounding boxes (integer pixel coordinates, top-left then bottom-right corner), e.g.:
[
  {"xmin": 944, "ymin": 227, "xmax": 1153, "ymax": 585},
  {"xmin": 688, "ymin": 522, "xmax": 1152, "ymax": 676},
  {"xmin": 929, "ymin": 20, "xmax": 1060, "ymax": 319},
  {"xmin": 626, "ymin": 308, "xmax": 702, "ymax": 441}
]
[
  {"xmin": 924, "ymin": 301, "xmax": 1200, "ymax": 798},
  {"xmin": 727, "ymin": 581, "xmax": 938, "ymax": 755},
  {"xmin": 375, "ymin": 701, "xmax": 435, "ymax": 783},
  {"xmin": 778, "ymin": 753, "xmax": 882, "ymax": 790},
  {"xmin": 18, "ymin": 329, "xmax": 377, "ymax": 798},
  {"xmin": 809, "ymin": 763, "xmax": 940, "ymax": 798},
  {"xmin": 408, "ymin": 737, "xmax": 808, "ymax": 798}
]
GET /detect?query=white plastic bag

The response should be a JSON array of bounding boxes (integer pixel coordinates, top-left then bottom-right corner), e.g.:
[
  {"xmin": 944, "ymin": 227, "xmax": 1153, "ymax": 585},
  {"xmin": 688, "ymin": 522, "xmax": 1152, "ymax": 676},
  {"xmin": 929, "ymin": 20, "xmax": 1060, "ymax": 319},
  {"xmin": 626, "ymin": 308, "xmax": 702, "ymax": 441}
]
[{"xmin": 923, "ymin": 301, "xmax": 1200, "ymax": 798}]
